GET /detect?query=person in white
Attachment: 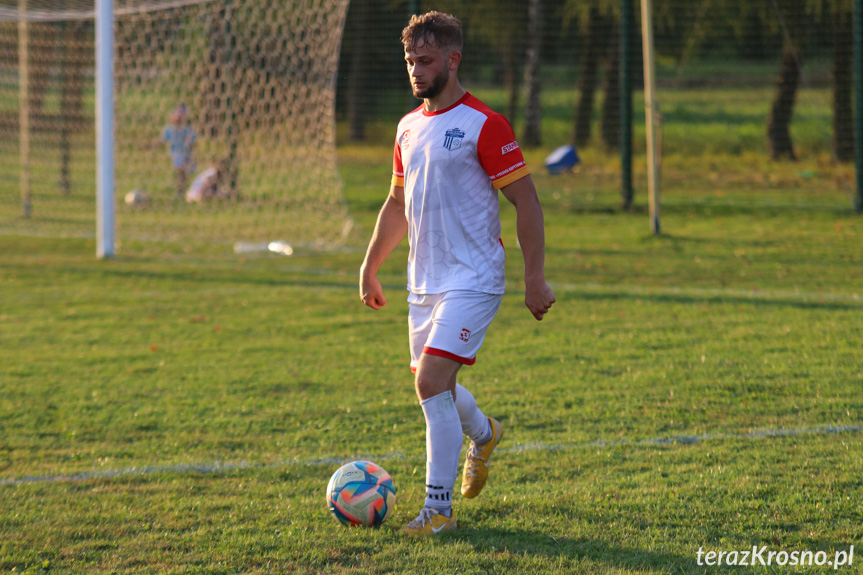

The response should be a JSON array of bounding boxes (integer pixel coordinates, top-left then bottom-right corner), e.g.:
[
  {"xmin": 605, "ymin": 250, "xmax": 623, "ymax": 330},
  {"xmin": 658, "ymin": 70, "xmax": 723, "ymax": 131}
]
[
  {"xmin": 359, "ymin": 11, "xmax": 555, "ymax": 536},
  {"xmin": 185, "ymin": 160, "xmax": 226, "ymax": 203}
]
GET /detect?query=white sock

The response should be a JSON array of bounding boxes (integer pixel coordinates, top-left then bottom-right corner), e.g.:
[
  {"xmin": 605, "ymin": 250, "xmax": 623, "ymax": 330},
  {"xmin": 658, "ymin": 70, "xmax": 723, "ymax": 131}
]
[
  {"xmin": 454, "ymin": 383, "xmax": 492, "ymax": 445},
  {"xmin": 420, "ymin": 390, "xmax": 462, "ymax": 512}
]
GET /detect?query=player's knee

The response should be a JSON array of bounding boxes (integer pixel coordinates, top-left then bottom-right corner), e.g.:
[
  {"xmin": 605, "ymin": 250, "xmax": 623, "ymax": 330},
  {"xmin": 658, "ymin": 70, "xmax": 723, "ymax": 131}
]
[
  {"xmin": 414, "ymin": 352, "xmax": 461, "ymax": 400},
  {"xmin": 414, "ymin": 371, "xmax": 450, "ymax": 401}
]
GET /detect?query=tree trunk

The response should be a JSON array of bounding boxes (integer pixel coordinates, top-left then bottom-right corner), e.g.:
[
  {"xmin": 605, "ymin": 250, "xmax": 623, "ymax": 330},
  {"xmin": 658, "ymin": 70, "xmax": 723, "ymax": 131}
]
[
  {"xmin": 347, "ymin": 1, "xmax": 371, "ymax": 141},
  {"xmin": 504, "ymin": 45, "xmax": 523, "ymax": 124},
  {"xmin": 767, "ymin": 49, "xmax": 800, "ymax": 160},
  {"xmin": 833, "ymin": 9, "xmax": 854, "ymax": 162},
  {"xmin": 573, "ymin": 7, "xmax": 603, "ymax": 149},
  {"xmin": 600, "ymin": 23, "xmax": 620, "ymax": 150},
  {"xmin": 522, "ymin": 0, "xmax": 542, "ymax": 147}
]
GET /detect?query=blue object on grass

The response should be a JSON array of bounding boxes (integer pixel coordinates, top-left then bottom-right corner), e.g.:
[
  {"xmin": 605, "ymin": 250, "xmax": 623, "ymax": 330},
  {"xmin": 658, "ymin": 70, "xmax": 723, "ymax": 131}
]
[{"xmin": 545, "ymin": 145, "xmax": 580, "ymax": 174}]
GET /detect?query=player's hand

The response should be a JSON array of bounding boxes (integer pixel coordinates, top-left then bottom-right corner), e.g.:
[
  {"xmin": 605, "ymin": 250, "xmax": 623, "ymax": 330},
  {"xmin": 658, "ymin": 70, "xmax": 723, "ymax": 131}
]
[
  {"xmin": 359, "ymin": 273, "xmax": 387, "ymax": 310},
  {"xmin": 525, "ymin": 281, "xmax": 555, "ymax": 321}
]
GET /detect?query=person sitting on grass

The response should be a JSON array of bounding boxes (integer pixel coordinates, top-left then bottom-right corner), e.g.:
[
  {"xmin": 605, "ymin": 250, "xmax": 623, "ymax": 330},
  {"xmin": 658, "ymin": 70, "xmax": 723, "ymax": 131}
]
[{"xmin": 185, "ymin": 159, "xmax": 228, "ymax": 203}]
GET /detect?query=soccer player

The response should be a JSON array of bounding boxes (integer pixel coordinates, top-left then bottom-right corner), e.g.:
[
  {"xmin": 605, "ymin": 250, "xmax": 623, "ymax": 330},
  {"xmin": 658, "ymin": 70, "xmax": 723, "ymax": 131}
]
[{"xmin": 359, "ymin": 11, "xmax": 555, "ymax": 536}]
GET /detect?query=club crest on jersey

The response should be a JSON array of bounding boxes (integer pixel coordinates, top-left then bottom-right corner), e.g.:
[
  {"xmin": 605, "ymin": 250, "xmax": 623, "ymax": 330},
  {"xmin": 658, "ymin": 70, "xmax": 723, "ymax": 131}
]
[
  {"xmin": 443, "ymin": 128, "xmax": 465, "ymax": 151},
  {"xmin": 401, "ymin": 129, "xmax": 411, "ymax": 150}
]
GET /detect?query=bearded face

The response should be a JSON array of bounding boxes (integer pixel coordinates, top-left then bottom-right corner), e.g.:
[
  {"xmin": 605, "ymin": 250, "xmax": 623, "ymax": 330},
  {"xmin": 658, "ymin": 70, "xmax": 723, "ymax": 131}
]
[
  {"xmin": 405, "ymin": 37, "xmax": 458, "ymax": 102},
  {"xmin": 411, "ymin": 64, "xmax": 449, "ymax": 100}
]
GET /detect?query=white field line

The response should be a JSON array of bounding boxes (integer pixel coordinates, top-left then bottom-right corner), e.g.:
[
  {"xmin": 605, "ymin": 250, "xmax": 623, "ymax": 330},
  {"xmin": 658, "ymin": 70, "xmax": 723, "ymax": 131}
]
[{"xmin": 2, "ymin": 424, "xmax": 860, "ymax": 486}]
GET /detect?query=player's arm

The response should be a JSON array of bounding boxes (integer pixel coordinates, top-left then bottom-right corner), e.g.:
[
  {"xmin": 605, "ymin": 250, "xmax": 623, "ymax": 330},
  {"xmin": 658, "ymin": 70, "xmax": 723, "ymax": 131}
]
[
  {"xmin": 359, "ymin": 184, "xmax": 407, "ymax": 310},
  {"xmin": 500, "ymin": 175, "xmax": 556, "ymax": 321}
]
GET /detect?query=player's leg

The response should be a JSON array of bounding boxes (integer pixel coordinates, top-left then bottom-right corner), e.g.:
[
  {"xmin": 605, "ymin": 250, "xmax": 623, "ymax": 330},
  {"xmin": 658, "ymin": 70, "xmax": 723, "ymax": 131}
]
[
  {"xmin": 174, "ymin": 166, "xmax": 186, "ymax": 199},
  {"xmin": 460, "ymin": 412, "xmax": 503, "ymax": 498},
  {"xmin": 403, "ymin": 291, "xmax": 502, "ymax": 535},
  {"xmin": 425, "ymin": 292, "xmax": 503, "ymax": 499},
  {"xmin": 453, "ymin": 383, "xmax": 492, "ymax": 445},
  {"xmin": 454, "ymin": 382, "xmax": 504, "ymax": 498},
  {"xmin": 401, "ymin": 353, "xmax": 462, "ymax": 535},
  {"xmin": 404, "ymin": 293, "xmax": 459, "ymax": 535}
]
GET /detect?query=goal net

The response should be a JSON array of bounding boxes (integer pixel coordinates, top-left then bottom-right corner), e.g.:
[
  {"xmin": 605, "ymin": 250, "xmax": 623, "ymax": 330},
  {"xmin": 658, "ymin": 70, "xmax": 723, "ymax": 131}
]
[{"xmin": 0, "ymin": 0, "xmax": 353, "ymax": 255}]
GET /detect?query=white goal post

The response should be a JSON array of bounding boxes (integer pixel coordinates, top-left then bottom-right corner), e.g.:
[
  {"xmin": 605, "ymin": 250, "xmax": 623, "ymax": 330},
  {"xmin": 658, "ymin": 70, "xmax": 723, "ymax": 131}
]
[{"xmin": 96, "ymin": 0, "xmax": 113, "ymax": 258}]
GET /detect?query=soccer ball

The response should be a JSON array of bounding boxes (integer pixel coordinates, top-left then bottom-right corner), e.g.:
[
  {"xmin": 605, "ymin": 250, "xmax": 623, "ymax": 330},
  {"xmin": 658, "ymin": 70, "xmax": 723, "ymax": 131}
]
[
  {"xmin": 124, "ymin": 189, "xmax": 148, "ymax": 206},
  {"xmin": 326, "ymin": 460, "xmax": 396, "ymax": 527}
]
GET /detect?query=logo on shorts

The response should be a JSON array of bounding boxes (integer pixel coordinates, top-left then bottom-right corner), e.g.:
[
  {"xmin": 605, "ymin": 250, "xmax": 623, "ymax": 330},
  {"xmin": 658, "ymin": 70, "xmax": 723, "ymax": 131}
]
[
  {"xmin": 459, "ymin": 328, "xmax": 471, "ymax": 342},
  {"xmin": 443, "ymin": 128, "xmax": 465, "ymax": 151}
]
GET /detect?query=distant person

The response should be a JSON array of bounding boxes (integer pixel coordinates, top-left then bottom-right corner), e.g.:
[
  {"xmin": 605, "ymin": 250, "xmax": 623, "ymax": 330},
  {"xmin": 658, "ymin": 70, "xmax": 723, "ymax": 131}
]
[
  {"xmin": 186, "ymin": 160, "xmax": 227, "ymax": 203},
  {"xmin": 163, "ymin": 104, "xmax": 197, "ymax": 199},
  {"xmin": 359, "ymin": 12, "xmax": 555, "ymax": 537}
]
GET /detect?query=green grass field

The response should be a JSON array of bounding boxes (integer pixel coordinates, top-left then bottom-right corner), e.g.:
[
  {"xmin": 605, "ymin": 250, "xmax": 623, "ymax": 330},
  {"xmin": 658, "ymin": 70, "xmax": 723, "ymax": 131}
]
[
  {"xmin": 3, "ymin": 147, "xmax": 862, "ymax": 573},
  {"xmin": 2, "ymin": 78, "xmax": 863, "ymax": 572}
]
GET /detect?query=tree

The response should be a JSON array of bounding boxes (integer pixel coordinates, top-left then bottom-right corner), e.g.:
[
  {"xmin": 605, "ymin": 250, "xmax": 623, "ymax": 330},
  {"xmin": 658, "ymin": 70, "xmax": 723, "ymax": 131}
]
[
  {"xmin": 455, "ymin": 0, "xmax": 529, "ymax": 120},
  {"xmin": 767, "ymin": 47, "xmax": 800, "ymax": 160},
  {"xmin": 682, "ymin": 0, "xmax": 825, "ymax": 161},
  {"xmin": 600, "ymin": 20, "xmax": 621, "ymax": 150},
  {"xmin": 565, "ymin": 0, "xmax": 620, "ymax": 149},
  {"xmin": 346, "ymin": 0, "xmax": 373, "ymax": 141},
  {"xmin": 830, "ymin": 0, "xmax": 854, "ymax": 161},
  {"xmin": 572, "ymin": 6, "xmax": 607, "ymax": 148},
  {"xmin": 762, "ymin": 0, "xmax": 827, "ymax": 160},
  {"xmin": 522, "ymin": 0, "xmax": 543, "ymax": 147},
  {"xmin": 661, "ymin": 0, "xmax": 838, "ymax": 161}
]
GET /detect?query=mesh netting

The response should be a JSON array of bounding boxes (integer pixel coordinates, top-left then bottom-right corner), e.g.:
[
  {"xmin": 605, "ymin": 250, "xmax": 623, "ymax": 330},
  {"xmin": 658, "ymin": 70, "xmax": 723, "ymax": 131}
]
[{"xmin": 0, "ymin": 0, "xmax": 352, "ymax": 254}]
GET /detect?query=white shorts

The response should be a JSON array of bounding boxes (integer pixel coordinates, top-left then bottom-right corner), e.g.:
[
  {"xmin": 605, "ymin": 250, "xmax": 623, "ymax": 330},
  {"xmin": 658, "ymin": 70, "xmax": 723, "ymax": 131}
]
[{"xmin": 407, "ymin": 290, "xmax": 503, "ymax": 373}]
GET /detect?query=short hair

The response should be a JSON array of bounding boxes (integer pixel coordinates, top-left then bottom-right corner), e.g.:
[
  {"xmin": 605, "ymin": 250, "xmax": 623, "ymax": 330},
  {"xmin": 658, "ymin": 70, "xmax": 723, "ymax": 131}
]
[{"xmin": 401, "ymin": 11, "xmax": 463, "ymax": 54}]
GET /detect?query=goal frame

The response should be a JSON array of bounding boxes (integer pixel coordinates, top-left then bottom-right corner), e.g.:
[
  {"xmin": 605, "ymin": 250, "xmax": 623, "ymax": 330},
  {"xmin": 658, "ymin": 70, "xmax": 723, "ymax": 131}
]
[
  {"xmin": 96, "ymin": 0, "xmax": 114, "ymax": 258},
  {"xmin": 6, "ymin": 0, "xmax": 353, "ymax": 259}
]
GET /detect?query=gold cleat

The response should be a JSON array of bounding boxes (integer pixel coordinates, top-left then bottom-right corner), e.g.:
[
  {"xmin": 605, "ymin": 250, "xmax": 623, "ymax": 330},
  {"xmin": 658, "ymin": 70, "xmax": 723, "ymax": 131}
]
[
  {"xmin": 402, "ymin": 507, "xmax": 457, "ymax": 536},
  {"xmin": 461, "ymin": 417, "xmax": 503, "ymax": 498}
]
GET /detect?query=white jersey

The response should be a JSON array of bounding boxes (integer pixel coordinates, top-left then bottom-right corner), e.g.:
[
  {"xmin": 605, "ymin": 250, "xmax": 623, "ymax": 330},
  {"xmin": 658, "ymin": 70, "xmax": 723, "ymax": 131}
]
[
  {"xmin": 392, "ymin": 92, "xmax": 530, "ymax": 295},
  {"xmin": 185, "ymin": 166, "xmax": 218, "ymax": 202}
]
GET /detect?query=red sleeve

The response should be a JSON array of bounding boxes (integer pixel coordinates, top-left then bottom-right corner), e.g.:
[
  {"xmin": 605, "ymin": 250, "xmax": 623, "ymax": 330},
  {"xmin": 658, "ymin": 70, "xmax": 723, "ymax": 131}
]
[
  {"xmin": 476, "ymin": 114, "xmax": 530, "ymax": 189},
  {"xmin": 392, "ymin": 133, "xmax": 405, "ymax": 187}
]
